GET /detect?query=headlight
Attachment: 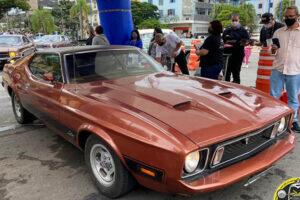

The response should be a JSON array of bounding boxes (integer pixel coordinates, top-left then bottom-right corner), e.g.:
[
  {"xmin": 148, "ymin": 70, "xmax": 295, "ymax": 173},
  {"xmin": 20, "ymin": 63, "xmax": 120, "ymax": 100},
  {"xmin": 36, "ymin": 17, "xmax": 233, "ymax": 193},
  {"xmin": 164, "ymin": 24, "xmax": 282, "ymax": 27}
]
[
  {"xmin": 277, "ymin": 117, "xmax": 286, "ymax": 133},
  {"xmin": 271, "ymin": 117, "xmax": 287, "ymax": 138},
  {"xmin": 184, "ymin": 151, "xmax": 200, "ymax": 173},
  {"xmin": 9, "ymin": 51, "xmax": 16, "ymax": 58}
]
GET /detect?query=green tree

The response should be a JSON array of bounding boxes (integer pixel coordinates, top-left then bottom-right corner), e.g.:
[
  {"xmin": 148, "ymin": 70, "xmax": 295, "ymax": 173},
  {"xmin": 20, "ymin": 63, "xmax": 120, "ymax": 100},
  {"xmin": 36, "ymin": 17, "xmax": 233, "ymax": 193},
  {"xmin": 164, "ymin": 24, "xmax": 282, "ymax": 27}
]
[
  {"xmin": 70, "ymin": 0, "xmax": 90, "ymax": 39},
  {"xmin": 131, "ymin": 1, "xmax": 159, "ymax": 26},
  {"xmin": 276, "ymin": 0, "xmax": 292, "ymax": 21},
  {"xmin": 30, "ymin": 9, "xmax": 56, "ymax": 34},
  {"xmin": 240, "ymin": 3, "xmax": 257, "ymax": 31},
  {"xmin": 211, "ymin": 3, "xmax": 257, "ymax": 32},
  {"xmin": 137, "ymin": 19, "xmax": 168, "ymax": 29},
  {"xmin": 52, "ymin": 0, "xmax": 78, "ymax": 37},
  {"xmin": 0, "ymin": 0, "xmax": 30, "ymax": 19}
]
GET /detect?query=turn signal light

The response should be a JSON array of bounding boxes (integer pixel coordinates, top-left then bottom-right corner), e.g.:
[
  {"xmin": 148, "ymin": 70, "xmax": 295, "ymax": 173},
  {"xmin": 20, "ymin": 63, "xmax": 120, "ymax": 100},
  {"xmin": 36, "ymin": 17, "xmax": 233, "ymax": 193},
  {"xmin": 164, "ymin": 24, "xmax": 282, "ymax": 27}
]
[
  {"xmin": 212, "ymin": 147, "xmax": 225, "ymax": 166},
  {"xmin": 9, "ymin": 51, "xmax": 17, "ymax": 58},
  {"xmin": 140, "ymin": 167, "xmax": 156, "ymax": 177}
]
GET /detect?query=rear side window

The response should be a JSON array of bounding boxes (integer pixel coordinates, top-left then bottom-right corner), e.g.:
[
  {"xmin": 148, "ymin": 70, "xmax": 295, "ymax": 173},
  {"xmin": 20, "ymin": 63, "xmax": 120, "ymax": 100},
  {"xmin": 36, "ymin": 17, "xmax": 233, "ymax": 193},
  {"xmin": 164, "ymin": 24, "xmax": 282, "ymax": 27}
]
[{"xmin": 29, "ymin": 54, "xmax": 62, "ymax": 82}]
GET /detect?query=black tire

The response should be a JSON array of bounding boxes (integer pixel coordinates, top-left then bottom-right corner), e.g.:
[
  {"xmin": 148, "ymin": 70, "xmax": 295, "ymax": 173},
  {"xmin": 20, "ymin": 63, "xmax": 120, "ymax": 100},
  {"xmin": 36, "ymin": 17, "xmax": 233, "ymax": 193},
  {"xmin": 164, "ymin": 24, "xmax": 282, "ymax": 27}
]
[
  {"xmin": 12, "ymin": 92, "xmax": 35, "ymax": 124},
  {"xmin": 85, "ymin": 135, "xmax": 136, "ymax": 198}
]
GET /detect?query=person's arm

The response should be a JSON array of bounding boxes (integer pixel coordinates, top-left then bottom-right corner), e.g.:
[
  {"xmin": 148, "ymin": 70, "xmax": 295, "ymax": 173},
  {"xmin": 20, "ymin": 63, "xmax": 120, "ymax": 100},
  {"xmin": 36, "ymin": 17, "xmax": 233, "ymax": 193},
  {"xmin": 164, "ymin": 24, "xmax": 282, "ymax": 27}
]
[
  {"xmin": 195, "ymin": 37, "xmax": 212, "ymax": 56},
  {"xmin": 168, "ymin": 33, "xmax": 182, "ymax": 57},
  {"xmin": 240, "ymin": 28, "xmax": 250, "ymax": 46},
  {"xmin": 271, "ymin": 30, "xmax": 280, "ymax": 55},
  {"xmin": 196, "ymin": 49, "xmax": 209, "ymax": 56}
]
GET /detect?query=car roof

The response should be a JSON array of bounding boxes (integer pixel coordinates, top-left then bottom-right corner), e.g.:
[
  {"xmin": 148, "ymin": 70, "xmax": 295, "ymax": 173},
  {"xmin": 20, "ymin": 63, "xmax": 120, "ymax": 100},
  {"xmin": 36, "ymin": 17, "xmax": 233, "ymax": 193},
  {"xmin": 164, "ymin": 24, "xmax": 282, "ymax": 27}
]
[{"xmin": 36, "ymin": 45, "xmax": 138, "ymax": 54}]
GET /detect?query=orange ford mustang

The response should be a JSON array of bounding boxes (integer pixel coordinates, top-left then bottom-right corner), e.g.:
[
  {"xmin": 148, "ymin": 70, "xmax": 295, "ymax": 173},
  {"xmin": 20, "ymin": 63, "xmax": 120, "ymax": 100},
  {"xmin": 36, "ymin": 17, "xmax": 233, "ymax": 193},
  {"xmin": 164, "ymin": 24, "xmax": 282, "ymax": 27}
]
[{"xmin": 1, "ymin": 46, "xmax": 295, "ymax": 198}]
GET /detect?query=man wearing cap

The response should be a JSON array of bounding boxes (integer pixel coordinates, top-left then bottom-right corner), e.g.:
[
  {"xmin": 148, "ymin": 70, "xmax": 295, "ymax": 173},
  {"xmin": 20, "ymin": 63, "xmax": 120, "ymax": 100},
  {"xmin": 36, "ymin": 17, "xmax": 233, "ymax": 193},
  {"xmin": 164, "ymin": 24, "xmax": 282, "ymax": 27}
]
[
  {"xmin": 271, "ymin": 6, "xmax": 300, "ymax": 133},
  {"xmin": 260, "ymin": 13, "xmax": 284, "ymax": 47}
]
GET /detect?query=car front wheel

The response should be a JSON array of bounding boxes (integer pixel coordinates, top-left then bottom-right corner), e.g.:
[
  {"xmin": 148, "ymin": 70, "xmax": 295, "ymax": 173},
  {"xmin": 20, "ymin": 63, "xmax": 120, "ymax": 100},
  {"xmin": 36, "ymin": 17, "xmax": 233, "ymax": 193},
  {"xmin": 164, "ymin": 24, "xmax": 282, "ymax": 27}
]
[
  {"xmin": 12, "ymin": 92, "xmax": 35, "ymax": 124},
  {"xmin": 85, "ymin": 135, "xmax": 136, "ymax": 198}
]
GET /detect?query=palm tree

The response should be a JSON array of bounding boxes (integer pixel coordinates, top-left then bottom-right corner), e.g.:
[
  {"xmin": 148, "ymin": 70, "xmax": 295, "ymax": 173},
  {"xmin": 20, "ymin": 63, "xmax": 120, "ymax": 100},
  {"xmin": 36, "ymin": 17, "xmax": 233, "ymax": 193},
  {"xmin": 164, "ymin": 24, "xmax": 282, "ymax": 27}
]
[
  {"xmin": 70, "ymin": 0, "xmax": 90, "ymax": 39},
  {"xmin": 30, "ymin": 9, "xmax": 56, "ymax": 34}
]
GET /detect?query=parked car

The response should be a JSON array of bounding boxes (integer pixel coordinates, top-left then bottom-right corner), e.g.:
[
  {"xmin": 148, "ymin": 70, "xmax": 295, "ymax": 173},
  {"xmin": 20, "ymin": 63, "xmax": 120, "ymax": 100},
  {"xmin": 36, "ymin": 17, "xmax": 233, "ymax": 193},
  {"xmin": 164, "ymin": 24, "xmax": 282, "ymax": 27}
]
[
  {"xmin": 35, "ymin": 35, "xmax": 72, "ymax": 49},
  {"xmin": 2, "ymin": 46, "xmax": 295, "ymax": 198},
  {"xmin": 0, "ymin": 35, "xmax": 35, "ymax": 70},
  {"xmin": 33, "ymin": 33, "xmax": 45, "ymax": 43}
]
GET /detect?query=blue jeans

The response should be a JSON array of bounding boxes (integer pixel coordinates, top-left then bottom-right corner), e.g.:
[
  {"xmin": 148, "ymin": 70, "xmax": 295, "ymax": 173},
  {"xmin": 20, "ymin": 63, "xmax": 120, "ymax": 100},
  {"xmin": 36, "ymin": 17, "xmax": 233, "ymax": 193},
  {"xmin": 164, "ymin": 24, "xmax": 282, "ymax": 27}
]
[
  {"xmin": 270, "ymin": 69, "xmax": 300, "ymax": 122},
  {"xmin": 200, "ymin": 64, "xmax": 223, "ymax": 80}
]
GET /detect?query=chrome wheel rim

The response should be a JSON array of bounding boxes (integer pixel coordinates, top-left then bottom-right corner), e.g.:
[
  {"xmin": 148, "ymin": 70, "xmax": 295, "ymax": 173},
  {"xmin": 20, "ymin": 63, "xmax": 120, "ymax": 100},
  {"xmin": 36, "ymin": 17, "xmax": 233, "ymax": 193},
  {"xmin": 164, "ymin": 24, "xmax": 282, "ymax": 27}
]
[
  {"xmin": 90, "ymin": 144, "xmax": 115, "ymax": 187},
  {"xmin": 14, "ymin": 96, "xmax": 22, "ymax": 118}
]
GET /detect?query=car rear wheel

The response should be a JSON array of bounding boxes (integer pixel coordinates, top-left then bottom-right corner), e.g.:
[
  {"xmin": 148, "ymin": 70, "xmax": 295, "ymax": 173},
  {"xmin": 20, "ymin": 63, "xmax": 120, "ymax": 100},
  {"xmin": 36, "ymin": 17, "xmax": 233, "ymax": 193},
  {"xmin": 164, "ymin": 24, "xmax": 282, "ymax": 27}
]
[
  {"xmin": 12, "ymin": 92, "xmax": 35, "ymax": 124},
  {"xmin": 85, "ymin": 135, "xmax": 136, "ymax": 198}
]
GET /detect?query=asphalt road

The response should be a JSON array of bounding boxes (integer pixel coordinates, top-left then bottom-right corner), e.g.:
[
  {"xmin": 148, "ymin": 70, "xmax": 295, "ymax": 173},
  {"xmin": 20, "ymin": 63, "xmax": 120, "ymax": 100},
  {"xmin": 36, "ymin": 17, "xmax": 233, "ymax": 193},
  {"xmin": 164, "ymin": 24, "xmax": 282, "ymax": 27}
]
[{"xmin": 0, "ymin": 51, "xmax": 299, "ymax": 200}]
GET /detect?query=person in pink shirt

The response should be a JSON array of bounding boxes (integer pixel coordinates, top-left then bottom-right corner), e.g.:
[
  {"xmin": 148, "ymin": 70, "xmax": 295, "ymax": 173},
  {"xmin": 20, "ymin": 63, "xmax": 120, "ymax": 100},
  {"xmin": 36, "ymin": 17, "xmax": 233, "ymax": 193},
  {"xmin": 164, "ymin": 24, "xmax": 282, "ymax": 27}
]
[{"xmin": 242, "ymin": 45, "xmax": 252, "ymax": 68}]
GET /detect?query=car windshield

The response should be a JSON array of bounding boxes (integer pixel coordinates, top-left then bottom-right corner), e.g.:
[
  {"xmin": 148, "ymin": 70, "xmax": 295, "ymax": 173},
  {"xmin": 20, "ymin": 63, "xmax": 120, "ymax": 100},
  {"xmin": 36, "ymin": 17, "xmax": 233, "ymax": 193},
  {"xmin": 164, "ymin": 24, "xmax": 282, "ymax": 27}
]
[
  {"xmin": 0, "ymin": 36, "xmax": 22, "ymax": 45},
  {"xmin": 66, "ymin": 49, "xmax": 164, "ymax": 83},
  {"xmin": 40, "ymin": 35, "xmax": 61, "ymax": 42}
]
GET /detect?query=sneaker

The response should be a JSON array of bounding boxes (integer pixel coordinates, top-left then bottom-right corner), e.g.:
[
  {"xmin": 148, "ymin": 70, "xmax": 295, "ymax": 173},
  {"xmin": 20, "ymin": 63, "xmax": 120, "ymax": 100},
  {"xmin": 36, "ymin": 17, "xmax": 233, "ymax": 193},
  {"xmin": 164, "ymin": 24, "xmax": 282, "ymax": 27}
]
[{"xmin": 292, "ymin": 122, "xmax": 300, "ymax": 133}]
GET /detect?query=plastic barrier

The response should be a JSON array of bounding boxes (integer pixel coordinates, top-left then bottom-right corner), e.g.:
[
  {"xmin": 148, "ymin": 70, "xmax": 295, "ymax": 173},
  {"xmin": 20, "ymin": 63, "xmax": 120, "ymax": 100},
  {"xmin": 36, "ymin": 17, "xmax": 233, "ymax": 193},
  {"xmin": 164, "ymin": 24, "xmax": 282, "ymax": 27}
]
[
  {"xmin": 255, "ymin": 47, "xmax": 274, "ymax": 94},
  {"xmin": 187, "ymin": 39, "xmax": 201, "ymax": 71}
]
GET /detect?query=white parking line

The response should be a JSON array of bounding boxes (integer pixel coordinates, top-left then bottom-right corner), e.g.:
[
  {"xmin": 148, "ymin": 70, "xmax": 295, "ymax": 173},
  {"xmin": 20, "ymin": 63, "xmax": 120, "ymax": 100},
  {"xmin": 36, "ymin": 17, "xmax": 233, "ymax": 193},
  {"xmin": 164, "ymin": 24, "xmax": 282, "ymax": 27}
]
[{"xmin": 0, "ymin": 124, "xmax": 21, "ymax": 132}]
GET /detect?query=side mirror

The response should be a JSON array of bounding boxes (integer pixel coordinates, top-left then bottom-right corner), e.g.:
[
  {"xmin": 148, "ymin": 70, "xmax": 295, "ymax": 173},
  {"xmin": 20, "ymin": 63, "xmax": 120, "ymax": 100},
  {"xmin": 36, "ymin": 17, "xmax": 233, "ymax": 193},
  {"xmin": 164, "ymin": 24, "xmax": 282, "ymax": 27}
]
[{"xmin": 43, "ymin": 72, "xmax": 54, "ymax": 82}]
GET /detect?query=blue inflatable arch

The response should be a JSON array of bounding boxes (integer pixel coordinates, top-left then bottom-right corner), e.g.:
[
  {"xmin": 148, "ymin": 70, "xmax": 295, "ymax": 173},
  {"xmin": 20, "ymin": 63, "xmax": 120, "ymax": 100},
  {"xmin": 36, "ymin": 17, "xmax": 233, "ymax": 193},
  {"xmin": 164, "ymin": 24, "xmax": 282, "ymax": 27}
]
[{"xmin": 96, "ymin": 0, "xmax": 134, "ymax": 45}]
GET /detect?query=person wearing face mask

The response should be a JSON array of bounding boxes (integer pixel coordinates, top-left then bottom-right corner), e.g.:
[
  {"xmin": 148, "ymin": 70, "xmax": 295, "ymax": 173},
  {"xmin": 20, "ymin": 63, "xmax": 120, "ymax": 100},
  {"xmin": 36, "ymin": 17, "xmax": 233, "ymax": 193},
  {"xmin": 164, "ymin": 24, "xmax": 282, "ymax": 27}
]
[
  {"xmin": 271, "ymin": 6, "xmax": 300, "ymax": 133},
  {"xmin": 155, "ymin": 32, "xmax": 189, "ymax": 75},
  {"xmin": 126, "ymin": 29, "xmax": 143, "ymax": 49},
  {"xmin": 260, "ymin": 13, "xmax": 284, "ymax": 47},
  {"xmin": 195, "ymin": 20, "xmax": 224, "ymax": 80},
  {"xmin": 223, "ymin": 14, "xmax": 250, "ymax": 84}
]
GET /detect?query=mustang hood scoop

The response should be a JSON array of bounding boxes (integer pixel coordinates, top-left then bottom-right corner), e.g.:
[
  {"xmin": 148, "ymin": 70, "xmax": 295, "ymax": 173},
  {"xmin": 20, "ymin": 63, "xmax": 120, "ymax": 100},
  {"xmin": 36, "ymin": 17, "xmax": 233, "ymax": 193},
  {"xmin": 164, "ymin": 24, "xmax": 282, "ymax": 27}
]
[{"xmin": 173, "ymin": 100, "xmax": 192, "ymax": 110}]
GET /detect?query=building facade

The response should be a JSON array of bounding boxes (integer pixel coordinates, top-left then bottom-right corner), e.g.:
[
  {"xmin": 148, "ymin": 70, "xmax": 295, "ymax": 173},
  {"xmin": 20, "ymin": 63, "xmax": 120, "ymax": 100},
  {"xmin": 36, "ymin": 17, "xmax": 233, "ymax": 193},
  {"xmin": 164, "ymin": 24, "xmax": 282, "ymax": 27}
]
[
  {"xmin": 247, "ymin": 0, "xmax": 300, "ymax": 19},
  {"xmin": 143, "ymin": 0, "xmax": 213, "ymax": 35},
  {"xmin": 86, "ymin": 0, "xmax": 101, "ymax": 27}
]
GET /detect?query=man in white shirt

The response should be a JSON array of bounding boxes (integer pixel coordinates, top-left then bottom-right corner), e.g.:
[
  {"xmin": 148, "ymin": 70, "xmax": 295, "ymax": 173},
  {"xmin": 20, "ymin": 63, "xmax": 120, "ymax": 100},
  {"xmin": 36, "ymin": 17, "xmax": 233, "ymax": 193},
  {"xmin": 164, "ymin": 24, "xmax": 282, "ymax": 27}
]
[
  {"xmin": 271, "ymin": 6, "xmax": 300, "ymax": 133},
  {"xmin": 155, "ymin": 33, "xmax": 189, "ymax": 75}
]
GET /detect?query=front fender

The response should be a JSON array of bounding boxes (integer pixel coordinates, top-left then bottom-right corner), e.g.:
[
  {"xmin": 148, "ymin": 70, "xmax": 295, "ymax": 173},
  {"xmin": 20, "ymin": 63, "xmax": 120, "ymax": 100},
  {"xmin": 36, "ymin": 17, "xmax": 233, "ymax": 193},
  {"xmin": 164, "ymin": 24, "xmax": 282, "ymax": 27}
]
[{"xmin": 77, "ymin": 123, "xmax": 126, "ymax": 164}]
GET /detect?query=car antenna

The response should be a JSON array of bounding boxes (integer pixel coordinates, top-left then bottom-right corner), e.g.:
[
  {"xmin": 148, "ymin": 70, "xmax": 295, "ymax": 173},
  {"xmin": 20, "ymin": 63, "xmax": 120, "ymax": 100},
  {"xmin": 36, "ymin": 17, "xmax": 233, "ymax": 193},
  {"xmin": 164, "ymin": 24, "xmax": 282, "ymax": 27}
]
[{"xmin": 72, "ymin": 49, "xmax": 77, "ymax": 92}]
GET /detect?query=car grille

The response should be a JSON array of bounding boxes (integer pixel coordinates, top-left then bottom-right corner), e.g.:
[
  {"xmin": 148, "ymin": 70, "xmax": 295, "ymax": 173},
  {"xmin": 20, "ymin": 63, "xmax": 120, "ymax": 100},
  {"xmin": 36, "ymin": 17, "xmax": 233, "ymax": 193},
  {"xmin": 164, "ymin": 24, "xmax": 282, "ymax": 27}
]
[
  {"xmin": 211, "ymin": 124, "xmax": 275, "ymax": 169},
  {"xmin": 0, "ymin": 52, "xmax": 9, "ymax": 58}
]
